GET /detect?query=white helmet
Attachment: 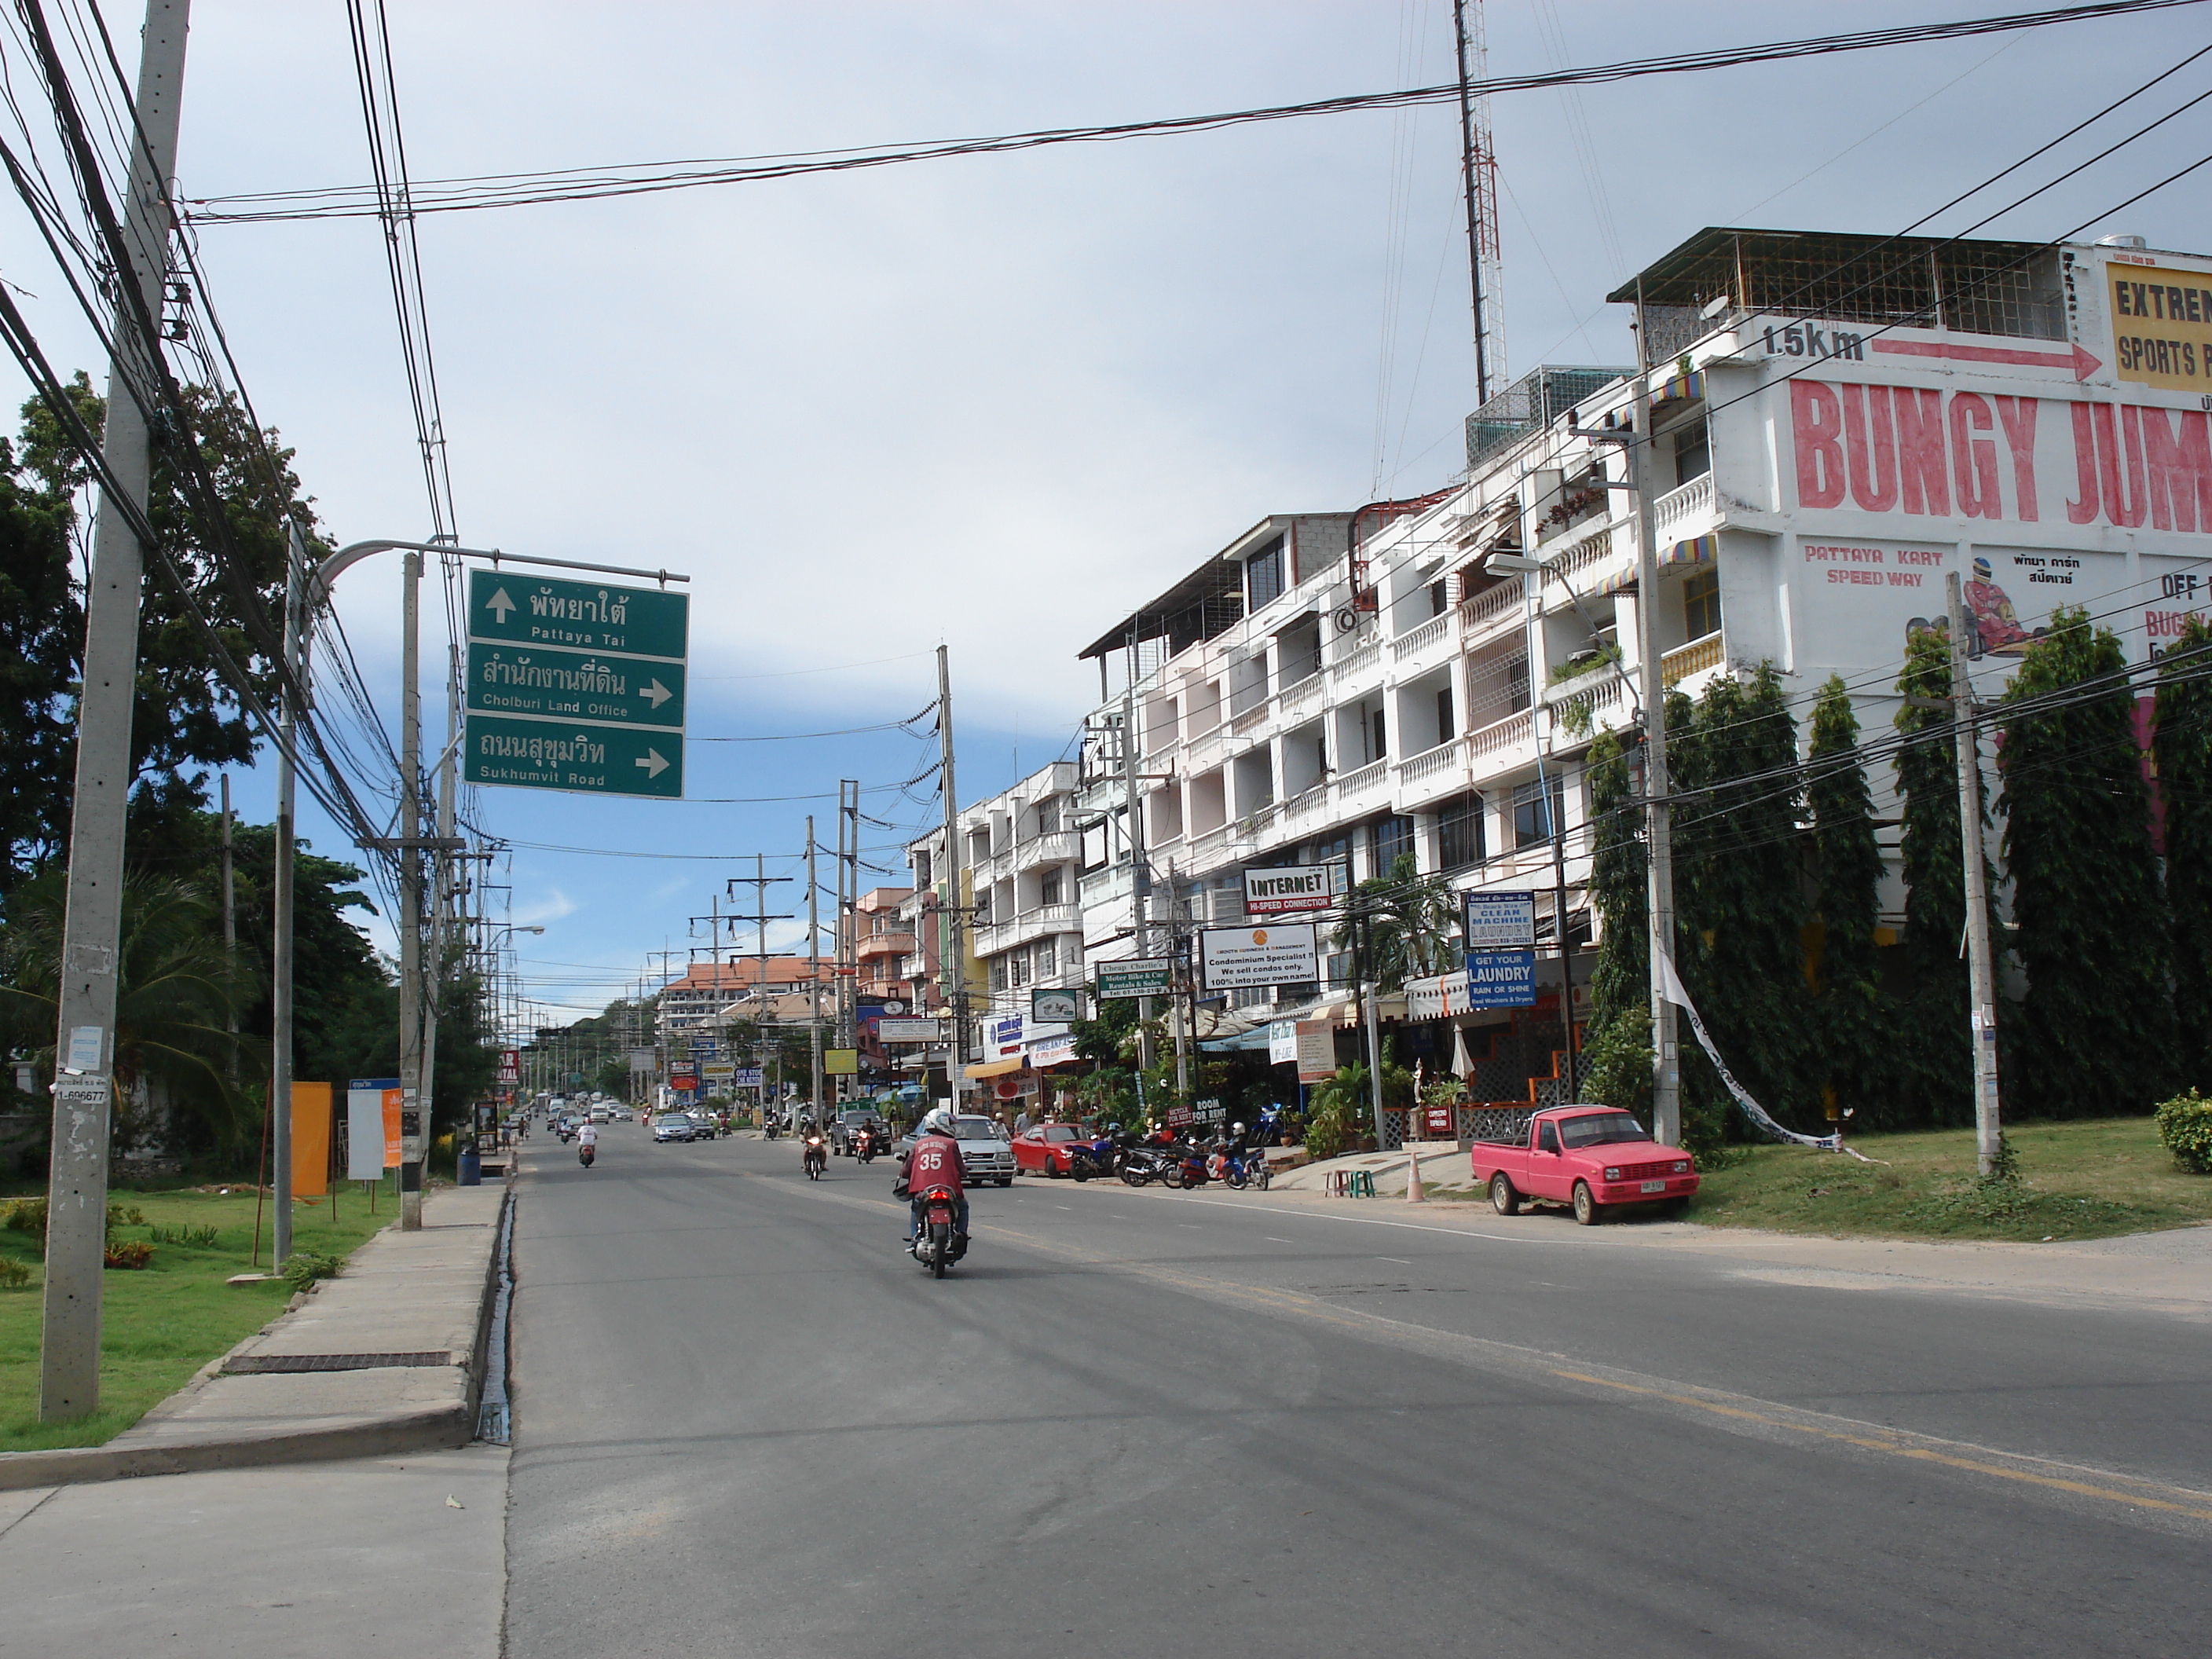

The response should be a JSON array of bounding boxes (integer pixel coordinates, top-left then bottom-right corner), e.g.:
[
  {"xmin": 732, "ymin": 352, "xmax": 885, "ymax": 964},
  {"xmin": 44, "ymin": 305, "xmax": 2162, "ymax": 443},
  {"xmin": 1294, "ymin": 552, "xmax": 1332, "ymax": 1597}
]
[{"xmin": 921, "ymin": 1107, "xmax": 956, "ymax": 1136}]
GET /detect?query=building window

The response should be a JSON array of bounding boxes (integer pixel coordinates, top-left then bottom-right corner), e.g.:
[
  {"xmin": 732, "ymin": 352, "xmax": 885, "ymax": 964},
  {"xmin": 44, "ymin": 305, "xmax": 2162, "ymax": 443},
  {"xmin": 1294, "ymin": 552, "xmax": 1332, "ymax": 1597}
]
[
  {"xmin": 1323, "ymin": 951, "xmax": 1353, "ymax": 989},
  {"xmin": 990, "ymin": 958, "xmax": 1009, "ymax": 992},
  {"xmin": 1436, "ymin": 687, "xmax": 1455, "ymax": 744},
  {"xmin": 1514, "ymin": 776, "xmax": 1565, "ymax": 848},
  {"xmin": 1247, "ymin": 536, "xmax": 1286, "ymax": 610},
  {"xmin": 1009, "ymin": 952, "xmax": 1029, "ymax": 988},
  {"xmin": 1438, "ymin": 794, "xmax": 1485, "ymax": 870},
  {"xmin": 1372, "ymin": 813, "xmax": 1415, "ymax": 877},
  {"xmin": 1036, "ymin": 796, "xmax": 1061, "ymax": 833},
  {"xmin": 1370, "ymin": 706, "xmax": 1388, "ymax": 760},
  {"xmin": 1507, "ymin": 654, "xmax": 1531, "ymax": 714},
  {"xmin": 1040, "ymin": 867, "xmax": 1063, "ymax": 906},
  {"xmin": 914, "ymin": 849, "xmax": 932, "ymax": 888},
  {"xmin": 1430, "ymin": 578, "xmax": 1448, "ymax": 618},
  {"xmin": 1674, "ymin": 419, "xmax": 1710, "ymax": 485},
  {"xmin": 1684, "ymin": 568, "xmax": 1720, "ymax": 639},
  {"xmin": 1035, "ymin": 937, "xmax": 1057, "ymax": 977}
]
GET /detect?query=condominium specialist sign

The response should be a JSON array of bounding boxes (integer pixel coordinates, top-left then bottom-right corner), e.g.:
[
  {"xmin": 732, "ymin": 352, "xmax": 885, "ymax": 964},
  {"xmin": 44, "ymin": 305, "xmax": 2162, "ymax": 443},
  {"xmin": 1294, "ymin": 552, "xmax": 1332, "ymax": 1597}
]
[
  {"xmin": 1199, "ymin": 924, "xmax": 1319, "ymax": 991},
  {"xmin": 1242, "ymin": 864, "xmax": 1339, "ymax": 917},
  {"xmin": 463, "ymin": 569, "xmax": 687, "ymax": 799}
]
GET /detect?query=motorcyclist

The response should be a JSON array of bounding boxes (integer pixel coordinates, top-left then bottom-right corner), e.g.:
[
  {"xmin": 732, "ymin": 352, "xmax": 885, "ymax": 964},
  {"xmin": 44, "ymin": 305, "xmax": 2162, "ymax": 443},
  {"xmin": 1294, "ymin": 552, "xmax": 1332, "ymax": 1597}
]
[
  {"xmin": 895, "ymin": 1107, "xmax": 969, "ymax": 1247},
  {"xmin": 576, "ymin": 1119, "xmax": 599, "ymax": 1164}
]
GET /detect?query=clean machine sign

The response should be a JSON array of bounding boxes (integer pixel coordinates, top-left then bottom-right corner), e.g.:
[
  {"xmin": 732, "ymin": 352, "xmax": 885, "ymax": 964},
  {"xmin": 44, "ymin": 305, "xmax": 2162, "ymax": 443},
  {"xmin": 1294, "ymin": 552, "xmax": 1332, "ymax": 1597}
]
[{"xmin": 464, "ymin": 570, "xmax": 687, "ymax": 799}]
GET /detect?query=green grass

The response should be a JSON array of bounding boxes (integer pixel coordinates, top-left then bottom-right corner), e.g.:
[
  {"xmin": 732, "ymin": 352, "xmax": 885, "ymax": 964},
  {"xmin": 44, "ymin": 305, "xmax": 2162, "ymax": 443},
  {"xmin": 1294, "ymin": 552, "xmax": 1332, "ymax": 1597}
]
[
  {"xmin": 1684, "ymin": 1115, "xmax": 2212, "ymax": 1243},
  {"xmin": 0, "ymin": 1177, "xmax": 398, "ymax": 1452}
]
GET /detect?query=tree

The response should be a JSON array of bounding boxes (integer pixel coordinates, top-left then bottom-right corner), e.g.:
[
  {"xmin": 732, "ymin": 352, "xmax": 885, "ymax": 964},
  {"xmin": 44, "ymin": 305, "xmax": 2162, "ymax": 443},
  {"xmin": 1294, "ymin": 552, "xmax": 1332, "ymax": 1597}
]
[
  {"xmin": 1672, "ymin": 668, "xmax": 1809, "ymax": 1143},
  {"xmin": 1, "ymin": 379, "xmax": 322, "ymax": 880},
  {"xmin": 0, "ymin": 870, "xmax": 258, "ymax": 1155},
  {"xmin": 1579, "ymin": 730, "xmax": 1651, "ymax": 1121},
  {"xmin": 1335, "ymin": 852, "xmax": 1456, "ymax": 993},
  {"xmin": 2156, "ymin": 615, "xmax": 2212, "ymax": 1091},
  {"xmin": 1806, "ymin": 676, "xmax": 1891, "ymax": 1124},
  {"xmin": 1998, "ymin": 606, "xmax": 2174, "ymax": 1117},
  {"xmin": 1892, "ymin": 628, "xmax": 1974, "ymax": 1127}
]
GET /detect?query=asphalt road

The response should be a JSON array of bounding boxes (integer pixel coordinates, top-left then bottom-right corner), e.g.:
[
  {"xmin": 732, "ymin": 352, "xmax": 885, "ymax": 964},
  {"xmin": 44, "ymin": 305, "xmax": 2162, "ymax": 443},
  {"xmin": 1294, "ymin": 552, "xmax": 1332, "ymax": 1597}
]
[{"xmin": 505, "ymin": 1131, "xmax": 2211, "ymax": 1658}]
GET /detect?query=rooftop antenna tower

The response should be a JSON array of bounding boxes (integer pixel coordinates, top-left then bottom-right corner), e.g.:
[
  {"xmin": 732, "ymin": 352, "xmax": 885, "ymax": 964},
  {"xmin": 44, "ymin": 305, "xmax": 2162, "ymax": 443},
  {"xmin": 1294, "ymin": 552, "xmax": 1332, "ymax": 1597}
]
[{"xmin": 1452, "ymin": 0, "xmax": 1503, "ymax": 403}]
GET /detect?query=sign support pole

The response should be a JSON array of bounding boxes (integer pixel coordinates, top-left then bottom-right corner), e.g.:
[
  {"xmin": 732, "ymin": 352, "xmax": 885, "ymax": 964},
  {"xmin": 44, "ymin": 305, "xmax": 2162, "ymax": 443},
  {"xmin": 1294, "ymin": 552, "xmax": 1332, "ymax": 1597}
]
[
  {"xmin": 399, "ymin": 551, "xmax": 427, "ymax": 1229},
  {"xmin": 1946, "ymin": 573, "xmax": 2005, "ymax": 1176}
]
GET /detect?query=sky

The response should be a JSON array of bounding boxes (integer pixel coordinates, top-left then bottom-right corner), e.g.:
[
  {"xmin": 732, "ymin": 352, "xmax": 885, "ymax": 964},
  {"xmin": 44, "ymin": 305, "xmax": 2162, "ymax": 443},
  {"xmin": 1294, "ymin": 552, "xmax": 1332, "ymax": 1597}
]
[{"xmin": 9, "ymin": 0, "xmax": 2212, "ymax": 1024}]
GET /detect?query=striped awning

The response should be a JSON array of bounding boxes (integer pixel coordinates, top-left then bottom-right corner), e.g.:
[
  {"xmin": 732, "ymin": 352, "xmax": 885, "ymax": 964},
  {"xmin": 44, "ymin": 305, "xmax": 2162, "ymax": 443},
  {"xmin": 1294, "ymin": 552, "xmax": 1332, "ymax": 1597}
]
[
  {"xmin": 1655, "ymin": 368, "xmax": 1705, "ymax": 405},
  {"xmin": 1595, "ymin": 564, "xmax": 1639, "ymax": 596},
  {"xmin": 1663, "ymin": 533, "xmax": 1718, "ymax": 567}
]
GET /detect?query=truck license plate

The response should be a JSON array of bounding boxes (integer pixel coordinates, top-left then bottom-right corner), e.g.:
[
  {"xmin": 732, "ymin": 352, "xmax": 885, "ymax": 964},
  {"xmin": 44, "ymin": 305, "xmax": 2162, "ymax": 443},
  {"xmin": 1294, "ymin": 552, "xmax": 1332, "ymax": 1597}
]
[{"xmin": 1640, "ymin": 1179, "xmax": 1667, "ymax": 1194}]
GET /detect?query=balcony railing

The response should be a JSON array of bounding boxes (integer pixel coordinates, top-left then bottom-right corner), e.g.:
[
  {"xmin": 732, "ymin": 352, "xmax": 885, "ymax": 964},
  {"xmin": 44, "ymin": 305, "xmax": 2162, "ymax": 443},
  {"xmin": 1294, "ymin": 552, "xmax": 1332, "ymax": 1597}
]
[
  {"xmin": 1013, "ymin": 829, "xmax": 1079, "ymax": 870},
  {"xmin": 1230, "ymin": 702, "xmax": 1269, "ymax": 736},
  {"xmin": 1550, "ymin": 526, "xmax": 1621, "ymax": 582},
  {"xmin": 1391, "ymin": 611, "xmax": 1452, "ymax": 662},
  {"xmin": 1331, "ymin": 638, "xmax": 1382, "ymax": 679},
  {"xmin": 1653, "ymin": 473, "xmax": 1714, "ymax": 536},
  {"xmin": 1661, "ymin": 629, "xmax": 1724, "ymax": 686},
  {"xmin": 1395, "ymin": 735, "xmax": 1466, "ymax": 789},
  {"xmin": 1459, "ymin": 582, "xmax": 1522, "ymax": 635},
  {"xmin": 1277, "ymin": 670, "xmax": 1324, "ymax": 719},
  {"xmin": 1335, "ymin": 758, "xmax": 1390, "ymax": 800},
  {"xmin": 1466, "ymin": 709, "xmax": 1535, "ymax": 763}
]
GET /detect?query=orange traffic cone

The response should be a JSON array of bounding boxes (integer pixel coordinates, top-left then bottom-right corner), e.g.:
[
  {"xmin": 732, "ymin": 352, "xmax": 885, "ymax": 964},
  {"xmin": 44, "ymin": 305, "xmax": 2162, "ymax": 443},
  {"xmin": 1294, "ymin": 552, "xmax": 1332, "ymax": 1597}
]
[{"xmin": 1406, "ymin": 1141, "xmax": 1426, "ymax": 1203}]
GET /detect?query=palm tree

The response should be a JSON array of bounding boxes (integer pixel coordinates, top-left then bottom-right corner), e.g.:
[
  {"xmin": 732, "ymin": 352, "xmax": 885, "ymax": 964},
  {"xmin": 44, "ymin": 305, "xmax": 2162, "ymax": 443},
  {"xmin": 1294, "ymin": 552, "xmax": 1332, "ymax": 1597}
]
[
  {"xmin": 1, "ymin": 871, "xmax": 260, "ymax": 1153},
  {"xmin": 1334, "ymin": 853, "xmax": 1458, "ymax": 992}
]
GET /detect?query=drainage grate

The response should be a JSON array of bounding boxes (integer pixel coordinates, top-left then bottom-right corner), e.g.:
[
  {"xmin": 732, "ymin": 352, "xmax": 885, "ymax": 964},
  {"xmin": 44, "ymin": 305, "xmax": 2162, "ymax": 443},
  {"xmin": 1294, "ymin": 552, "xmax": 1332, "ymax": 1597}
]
[{"xmin": 222, "ymin": 1351, "xmax": 453, "ymax": 1375}]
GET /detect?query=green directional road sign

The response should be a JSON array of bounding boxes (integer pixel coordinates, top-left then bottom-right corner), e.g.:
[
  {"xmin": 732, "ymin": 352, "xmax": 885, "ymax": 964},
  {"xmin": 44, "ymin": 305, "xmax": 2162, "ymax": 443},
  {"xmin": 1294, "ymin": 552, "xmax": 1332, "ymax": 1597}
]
[
  {"xmin": 463, "ymin": 713, "xmax": 683, "ymax": 799},
  {"xmin": 466, "ymin": 640, "xmax": 686, "ymax": 730},
  {"xmin": 468, "ymin": 568, "xmax": 687, "ymax": 659},
  {"xmin": 463, "ymin": 569, "xmax": 688, "ymax": 800}
]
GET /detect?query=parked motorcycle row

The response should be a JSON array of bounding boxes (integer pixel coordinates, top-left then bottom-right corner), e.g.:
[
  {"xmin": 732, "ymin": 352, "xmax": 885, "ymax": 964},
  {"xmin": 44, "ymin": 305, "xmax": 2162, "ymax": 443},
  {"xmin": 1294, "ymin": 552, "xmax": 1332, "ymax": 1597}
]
[{"xmin": 1064, "ymin": 1128, "xmax": 1273, "ymax": 1192}]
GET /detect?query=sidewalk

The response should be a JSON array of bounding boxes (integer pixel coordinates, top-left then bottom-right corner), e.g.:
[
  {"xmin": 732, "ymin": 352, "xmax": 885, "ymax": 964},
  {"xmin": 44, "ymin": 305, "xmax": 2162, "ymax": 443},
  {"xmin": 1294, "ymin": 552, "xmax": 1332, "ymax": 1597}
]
[
  {"xmin": 0, "ymin": 1179, "xmax": 510, "ymax": 1492},
  {"xmin": 1211, "ymin": 1150, "xmax": 2212, "ymax": 1319}
]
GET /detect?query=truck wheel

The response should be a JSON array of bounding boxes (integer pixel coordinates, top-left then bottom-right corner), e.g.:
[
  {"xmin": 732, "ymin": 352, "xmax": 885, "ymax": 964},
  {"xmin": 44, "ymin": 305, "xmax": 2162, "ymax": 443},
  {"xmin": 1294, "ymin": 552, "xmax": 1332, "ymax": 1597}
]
[
  {"xmin": 1489, "ymin": 1173, "xmax": 1522, "ymax": 1216},
  {"xmin": 1573, "ymin": 1181, "xmax": 1606, "ymax": 1226}
]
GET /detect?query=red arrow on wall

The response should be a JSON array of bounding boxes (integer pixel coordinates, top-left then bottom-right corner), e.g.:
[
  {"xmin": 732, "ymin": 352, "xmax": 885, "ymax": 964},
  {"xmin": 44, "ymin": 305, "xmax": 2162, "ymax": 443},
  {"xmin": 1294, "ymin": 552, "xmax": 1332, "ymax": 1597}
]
[{"xmin": 1871, "ymin": 338, "xmax": 2102, "ymax": 379}]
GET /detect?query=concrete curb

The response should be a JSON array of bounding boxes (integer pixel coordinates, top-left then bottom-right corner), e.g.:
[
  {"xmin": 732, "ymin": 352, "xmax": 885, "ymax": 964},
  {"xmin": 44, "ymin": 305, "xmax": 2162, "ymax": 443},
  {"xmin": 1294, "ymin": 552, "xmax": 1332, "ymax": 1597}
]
[{"xmin": 0, "ymin": 1184, "xmax": 512, "ymax": 1492}]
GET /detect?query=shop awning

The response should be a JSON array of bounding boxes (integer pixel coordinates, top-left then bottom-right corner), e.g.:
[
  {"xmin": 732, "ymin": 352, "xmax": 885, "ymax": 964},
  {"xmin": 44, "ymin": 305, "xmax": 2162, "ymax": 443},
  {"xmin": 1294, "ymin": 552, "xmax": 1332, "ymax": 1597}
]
[{"xmin": 963, "ymin": 1057, "xmax": 1026, "ymax": 1081}]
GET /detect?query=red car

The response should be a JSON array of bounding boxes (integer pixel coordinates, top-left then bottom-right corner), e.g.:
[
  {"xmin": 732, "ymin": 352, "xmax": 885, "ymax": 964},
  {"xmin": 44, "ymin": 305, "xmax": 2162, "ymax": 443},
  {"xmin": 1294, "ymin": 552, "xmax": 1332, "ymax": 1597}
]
[
  {"xmin": 1013, "ymin": 1123, "xmax": 1089, "ymax": 1177},
  {"xmin": 1470, "ymin": 1105, "xmax": 1698, "ymax": 1225}
]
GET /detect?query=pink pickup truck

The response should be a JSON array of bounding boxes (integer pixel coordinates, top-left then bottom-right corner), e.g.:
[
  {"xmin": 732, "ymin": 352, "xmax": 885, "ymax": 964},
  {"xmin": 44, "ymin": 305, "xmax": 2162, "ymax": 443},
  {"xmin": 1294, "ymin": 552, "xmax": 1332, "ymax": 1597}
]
[{"xmin": 1470, "ymin": 1105, "xmax": 1699, "ymax": 1225}]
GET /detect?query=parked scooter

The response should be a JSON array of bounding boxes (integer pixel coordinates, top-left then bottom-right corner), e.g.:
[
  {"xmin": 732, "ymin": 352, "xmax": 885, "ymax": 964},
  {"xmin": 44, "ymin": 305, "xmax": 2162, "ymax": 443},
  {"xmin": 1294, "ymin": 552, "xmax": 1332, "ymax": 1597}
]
[
  {"xmin": 910, "ymin": 1185, "xmax": 967, "ymax": 1278},
  {"xmin": 1066, "ymin": 1130, "xmax": 1117, "ymax": 1181}
]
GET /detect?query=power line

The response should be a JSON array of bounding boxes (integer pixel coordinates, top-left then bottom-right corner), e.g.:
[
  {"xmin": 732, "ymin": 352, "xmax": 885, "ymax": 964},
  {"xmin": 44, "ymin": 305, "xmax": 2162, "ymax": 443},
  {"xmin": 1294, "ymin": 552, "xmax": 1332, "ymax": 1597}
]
[{"xmin": 181, "ymin": 2, "xmax": 2205, "ymax": 225}]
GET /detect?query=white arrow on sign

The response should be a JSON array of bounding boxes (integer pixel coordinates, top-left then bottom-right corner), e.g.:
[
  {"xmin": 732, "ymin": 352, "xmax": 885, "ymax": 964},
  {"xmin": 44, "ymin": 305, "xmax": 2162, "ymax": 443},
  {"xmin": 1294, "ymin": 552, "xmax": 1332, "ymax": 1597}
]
[
  {"xmin": 635, "ymin": 749, "xmax": 670, "ymax": 779},
  {"xmin": 485, "ymin": 587, "xmax": 515, "ymax": 622},
  {"xmin": 640, "ymin": 679, "xmax": 672, "ymax": 709}
]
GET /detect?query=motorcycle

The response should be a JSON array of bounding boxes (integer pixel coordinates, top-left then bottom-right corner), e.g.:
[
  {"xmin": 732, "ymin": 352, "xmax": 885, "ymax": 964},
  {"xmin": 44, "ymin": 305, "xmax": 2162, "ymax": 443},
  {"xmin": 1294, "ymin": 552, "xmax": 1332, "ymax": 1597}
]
[
  {"xmin": 1205, "ymin": 1142, "xmax": 1267, "ymax": 1190},
  {"xmin": 803, "ymin": 1134, "xmax": 826, "ymax": 1180},
  {"xmin": 1065, "ymin": 1133, "xmax": 1116, "ymax": 1181},
  {"xmin": 853, "ymin": 1127, "xmax": 879, "ymax": 1164},
  {"xmin": 910, "ymin": 1185, "xmax": 966, "ymax": 1278},
  {"xmin": 1118, "ymin": 1141, "xmax": 1183, "ymax": 1188},
  {"xmin": 578, "ymin": 1143, "xmax": 595, "ymax": 1168}
]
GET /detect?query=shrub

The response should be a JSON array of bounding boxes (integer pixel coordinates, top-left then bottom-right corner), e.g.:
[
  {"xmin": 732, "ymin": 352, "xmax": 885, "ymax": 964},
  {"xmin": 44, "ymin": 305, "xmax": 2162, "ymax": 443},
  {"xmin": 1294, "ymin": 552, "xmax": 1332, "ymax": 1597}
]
[
  {"xmin": 0, "ymin": 1257, "xmax": 30, "ymax": 1289},
  {"xmin": 2, "ymin": 1197, "xmax": 46, "ymax": 1236},
  {"xmin": 280, "ymin": 1250, "xmax": 345, "ymax": 1292},
  {"xmin": 102, "ymin": 1240, "xmax": 155, "ymax": 1269},
  {"xmin": 150, "ymin": 1223, "xmax": 220, "ymax": 1247},
  {"xmin": 2155, "ymin": 1090, "xmax": 2212, "ymax": 1174}
]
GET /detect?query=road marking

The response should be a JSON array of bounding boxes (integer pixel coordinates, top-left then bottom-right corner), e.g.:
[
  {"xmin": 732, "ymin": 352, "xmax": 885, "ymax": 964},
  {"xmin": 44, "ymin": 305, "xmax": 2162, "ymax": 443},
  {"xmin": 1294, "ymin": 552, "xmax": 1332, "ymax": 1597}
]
[
  {"xmin": 1549, "ymin": 1369, "xmax": 2212, "ymax": 1525},
  {"xmin": 1377, "ymin": 1257, "xmax": 1414, "ymax": 1265},
  {"xmin": 1265, "ymin": 1237, "xmax": 1295, "ymax": 1244}
]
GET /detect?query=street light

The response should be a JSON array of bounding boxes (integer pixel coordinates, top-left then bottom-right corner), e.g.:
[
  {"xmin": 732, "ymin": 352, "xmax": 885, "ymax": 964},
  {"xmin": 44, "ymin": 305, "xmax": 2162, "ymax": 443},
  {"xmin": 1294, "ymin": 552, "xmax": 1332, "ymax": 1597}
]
[
  {"xmin": 1485, "ymin": 551, "xmax": 1579, "ymax": 1101},
  {"xmin": 485, "ymin": 926, "xmax": 544, "ymax": 1046}
]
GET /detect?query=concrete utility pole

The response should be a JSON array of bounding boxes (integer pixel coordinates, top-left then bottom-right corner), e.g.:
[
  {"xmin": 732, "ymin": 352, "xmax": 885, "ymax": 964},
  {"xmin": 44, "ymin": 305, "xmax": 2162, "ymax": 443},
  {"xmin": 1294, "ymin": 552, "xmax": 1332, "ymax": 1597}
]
[
  {"xmin": 1946, "ymin": 573, "xmax": 2005, "ymax": 1175},
  {"xmin": 937, "ymin": 646, "xmax": 969, "ymax": 1104},
  {"xmin": 397, "ymin": 550, "xmax": 427, "ymax": 1229},
  {"xmin": 40, "ymin": 0, "xmax": 191, "ymax": 1423},
  {"xmin": 1628, "ymin": 381, "xmax": 1681, "ymax": 1147},
  {"xmin": 807, "ymin": 817, "xmax": 823, "ymax": 1122},
  {"xmin": 1121, "ymin": 654, "xmax": 1155, "ymax": 1075},
  {"xmin": 270, "ymin": 519, "xmax": 307, "ymax": 1268}
]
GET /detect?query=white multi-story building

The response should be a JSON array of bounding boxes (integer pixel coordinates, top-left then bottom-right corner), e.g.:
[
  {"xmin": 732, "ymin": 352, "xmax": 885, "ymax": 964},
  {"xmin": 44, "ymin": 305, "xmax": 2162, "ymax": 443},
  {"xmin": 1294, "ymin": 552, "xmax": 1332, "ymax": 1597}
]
[
  {"xmin": 904, "ymin": 760, "xmax": 1090, "ymax": 1100},
  {"xmin": 1064, "ymin": 222, "xmax": 2212, "ymax": 1111}
]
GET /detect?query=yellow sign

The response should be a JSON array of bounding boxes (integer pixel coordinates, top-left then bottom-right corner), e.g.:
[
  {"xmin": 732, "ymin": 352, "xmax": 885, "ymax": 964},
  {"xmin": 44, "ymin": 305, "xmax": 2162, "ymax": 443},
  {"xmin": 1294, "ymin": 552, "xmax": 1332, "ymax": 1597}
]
[
  {"xmin": 823, "ymin": 1049, "xmax": 859, "ymax": 1075},
  {"xmin": 2108, "ymin": 260, "xmax": 2212, "ymax": 391}
]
